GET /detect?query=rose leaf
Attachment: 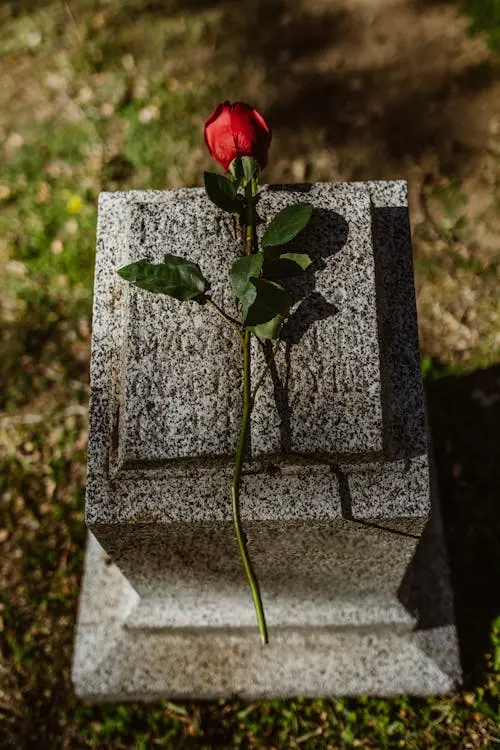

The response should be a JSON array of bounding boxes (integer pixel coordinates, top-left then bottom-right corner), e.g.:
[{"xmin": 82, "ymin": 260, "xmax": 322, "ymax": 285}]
[
  {"xmin": 117, "ymin": 256, "xmax": 209, "ymax": 302},
  {"xmin": 261, "ymin": 203, "xmax": 313, "ymax": 248}
]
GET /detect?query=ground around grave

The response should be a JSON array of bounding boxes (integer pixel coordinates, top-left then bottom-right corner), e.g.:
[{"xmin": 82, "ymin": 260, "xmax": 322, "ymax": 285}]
[{"xmin": 0, "ymin": 0, "xmax": 499, "ymax": 747}]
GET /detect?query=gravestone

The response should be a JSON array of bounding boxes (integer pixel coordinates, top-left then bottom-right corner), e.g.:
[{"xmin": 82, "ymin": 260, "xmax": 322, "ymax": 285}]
[{"xmin": 72, "ymin": 181, "xmax": 462, "ymax": 699}]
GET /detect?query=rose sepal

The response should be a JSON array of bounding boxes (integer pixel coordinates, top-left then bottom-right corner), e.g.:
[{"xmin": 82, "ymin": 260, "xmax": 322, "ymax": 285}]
[
  {"xmin": 204, "ymin": 171, "xmax": 244, "ymax": 216},
  {"xmin": 229, "ymin": 156, "xmax": 260, "ymax": 189}
]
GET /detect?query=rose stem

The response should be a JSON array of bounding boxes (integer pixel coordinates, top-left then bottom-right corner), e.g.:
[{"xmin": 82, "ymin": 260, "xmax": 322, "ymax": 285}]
[
  {"xmin": 245, "ymin": 181, "xmax": 253, "ymax": 257},
  {"xmin": 231, "ymin": 181, "xmax": 268, "ymax": 645},
  {"xmin": 232, "ymin": 328, "xmax": 268, "ymax": 645},
  {"xmin": 205, "ymin": 297, "xmax": 243, "ymax": 336}
]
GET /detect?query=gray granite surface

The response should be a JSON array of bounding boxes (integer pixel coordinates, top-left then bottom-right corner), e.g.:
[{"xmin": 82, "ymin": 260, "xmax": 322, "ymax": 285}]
[
  {"xmin": 117, "ymin": 184, "xmax": 382, "ymax": 465},
  {"xmin": 74, "ymin": 181, "xmax": 461, "ymax": 699},
  {"xmin": 72, "ymin": 534, "xmax": 461, "ymax": 699},
  {"xmin": 86, "ymin": 181, "xmax": 428, "ymax": 529},
  {"xmin": 92, "ymin": 518, "xmax": 424, "ymax": 615}
]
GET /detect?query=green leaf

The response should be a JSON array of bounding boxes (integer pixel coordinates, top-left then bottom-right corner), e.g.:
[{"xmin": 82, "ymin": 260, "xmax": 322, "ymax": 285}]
[
  {"xmin": 231, "ymin": 254, "xmax": 263, "ymax": 299},
  {"xmin": 280, "ymin": 252, "xmax": 312, "ymax": 269},
  {"xmin": 229, "ymin": 156, "xmax": 259, "ymax": 186},
  {"xmin": 241, "ymin": 156, "xmax": 259, "ymax": 183},
  {"xmin": 252, "ymin": 278, "xmax": 291, "ymax": 316},
  {"xmin": 244, "ymin": 279, "xmax": 291, "ymax": 326},
  {"xmin": 117, "ymin": 255, "xmax": 208, "ymax": 302},
  {"xmin": 251, "ymin": 315, "xmax": 283, "ymax": 341},
  {"xmin": 263, "ymin": 250, "xmax": 312, "ymax": 279},
  {"xmin": 262, "ymin": 203, "xmax": 313, "ymax": 248},
  {"xmin": 204, "ymin": 171, "xmax": 241, "ymax": 214},
  {"xmin": 241, "ymin": 283, "xmax": 257, "ymax": 320},
  {"xmin": 229, "ymin": 158, "xmax": 243, "ymax": 185}
]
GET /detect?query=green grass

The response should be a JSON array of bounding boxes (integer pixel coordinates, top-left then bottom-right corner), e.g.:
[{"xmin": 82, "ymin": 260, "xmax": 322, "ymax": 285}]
[
  {"xmin": 0, "ymin": 1, "xmax": 499, "ymax": 747},
  {"xmin": 462, "ymin": 0, "xmax": 500, "ymax": 53},
  {"xmin": 1, "ymin": 120, "xmax": 97, "ymax": 286}
]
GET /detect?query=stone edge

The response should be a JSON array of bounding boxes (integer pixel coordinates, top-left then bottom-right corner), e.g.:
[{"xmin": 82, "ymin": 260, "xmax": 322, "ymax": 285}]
[
  {"xmin": 72, "ymin": 532, "xmax": 462, "ymax": 700},
  {"xmin": 86, "ymin": 181, "xmax": 430, "ymax": 528}
]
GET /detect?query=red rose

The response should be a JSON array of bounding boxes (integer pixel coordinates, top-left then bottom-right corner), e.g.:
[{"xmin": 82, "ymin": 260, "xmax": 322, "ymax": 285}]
[{"xmin": 204, "ymin": 100, "xmax": 272, "ymax": 172}]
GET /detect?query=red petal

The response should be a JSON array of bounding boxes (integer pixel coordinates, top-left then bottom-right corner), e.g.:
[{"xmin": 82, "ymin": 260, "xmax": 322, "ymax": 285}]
[
  {"xmin": 230, "ymin": 103, "xmax": 255, "ymax": 156},
  {"xmin": 250, "ymin": 107, "xmax": 271, "ymax": 136},
  {"xmin": 204, "ymin": 102, "xmax": 236, "ymax": 170},
  {"xmin": 204, "ymin": 100, "xmax": 271, "ymax": 170}
]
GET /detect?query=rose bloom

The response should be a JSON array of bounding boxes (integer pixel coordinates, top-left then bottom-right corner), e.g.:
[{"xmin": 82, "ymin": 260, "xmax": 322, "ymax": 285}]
[{"xmin": 204, "ymin": 100, "xmax": 272, "ymax": 172}]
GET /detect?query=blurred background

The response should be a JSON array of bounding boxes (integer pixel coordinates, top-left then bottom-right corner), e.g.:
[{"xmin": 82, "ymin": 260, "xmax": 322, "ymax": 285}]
[{"xmin": 0, "ymin": 1, "xmax": 499, "ymax": 747}]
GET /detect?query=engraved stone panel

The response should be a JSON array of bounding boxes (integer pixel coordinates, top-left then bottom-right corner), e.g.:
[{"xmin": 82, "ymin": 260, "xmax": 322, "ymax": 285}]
[{"xmin": 116, "ymin": 183, "xmax": 384, "ymax": 469}]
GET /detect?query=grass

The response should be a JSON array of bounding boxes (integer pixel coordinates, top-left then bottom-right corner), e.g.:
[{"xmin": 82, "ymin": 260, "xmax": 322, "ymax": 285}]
[
  {"xmin": 462, "ymin": 0, "xmax": 500, "ymax": 53},
  {"xmin": 0, "ymin": 0, "xmax": 499, "ymax": 747}
]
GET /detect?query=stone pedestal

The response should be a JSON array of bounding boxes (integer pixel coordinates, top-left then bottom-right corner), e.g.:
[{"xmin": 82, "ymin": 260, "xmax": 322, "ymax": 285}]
[{"xmin": 72, "ymin": 181, "xmax": 462, "ymax": 699}]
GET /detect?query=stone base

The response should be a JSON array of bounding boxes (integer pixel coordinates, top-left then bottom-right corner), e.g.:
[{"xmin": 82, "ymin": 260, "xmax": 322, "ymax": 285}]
[{"xmin": 72, "ymin": 533, "xmax": 462, "ymax": 700}]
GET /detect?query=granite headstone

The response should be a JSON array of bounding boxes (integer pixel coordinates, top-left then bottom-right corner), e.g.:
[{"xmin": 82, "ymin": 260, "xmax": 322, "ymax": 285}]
[{"xmin": 72, "ymin": 181, "xmax": 461, "ymax": 699}]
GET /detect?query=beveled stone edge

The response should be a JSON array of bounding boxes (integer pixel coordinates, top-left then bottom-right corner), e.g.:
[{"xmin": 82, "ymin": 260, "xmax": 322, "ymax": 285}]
[
  {"xmin": 72, "ymin": 531, "xmax": 463, "ymax": 700},
  {"xmin": 86, "ymin": 181, "xmax": 428, "ymax": 528},
  {"xmin": 112, "ymin": 183, "xmax": 381, "ymax": 471}
]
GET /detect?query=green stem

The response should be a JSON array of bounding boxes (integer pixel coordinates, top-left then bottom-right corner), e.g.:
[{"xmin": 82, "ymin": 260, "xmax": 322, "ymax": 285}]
[
  {"xmin": 206, "ymin": 297, "xmax": 242, "ymax": 336},
  {"xmin": 232, "ymin": 181, "xmax": 268, "ymax": 644},
  {"xmin": 245, "ymin": 182, "xmax": 253, "ymax": 256},
  {"xmin": 232, "ymin": 328, "xmax": 268, "ymax": 645}
]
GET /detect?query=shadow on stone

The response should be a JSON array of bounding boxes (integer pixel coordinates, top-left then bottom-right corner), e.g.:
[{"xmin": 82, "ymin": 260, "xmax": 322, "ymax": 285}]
[
  {"xmin": 372, "ymin": 205, "xmax": 427, "ymax": 461},
  {"xmin": 335, "ymin": 467, "xmax": 420, "ymax": 540},
  {"xmin": 397, "ymin": 514, "xmax": 455, "ymax": 631},
  {"xmin": 425, "ymin": 364, "xmax": 500, "ymax": 687},
  {"xmin": 262, "ymin": 209, "xmax": 348, "ymax": 453}
]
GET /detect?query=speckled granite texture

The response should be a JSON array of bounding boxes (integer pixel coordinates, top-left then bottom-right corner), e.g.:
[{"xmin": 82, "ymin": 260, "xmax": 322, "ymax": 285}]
[
  {"xmin": 118, "ymin": 184, "xmax": 380, "ymax": 465},
  {"xmin": 73, "ymin": 533, "xmax": 460, "ymax": 699},
  {"xmin": 73, "ymin": 181, "xmax": 461, "ymax": 699}
]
